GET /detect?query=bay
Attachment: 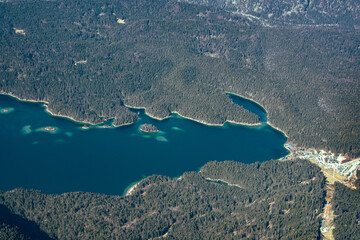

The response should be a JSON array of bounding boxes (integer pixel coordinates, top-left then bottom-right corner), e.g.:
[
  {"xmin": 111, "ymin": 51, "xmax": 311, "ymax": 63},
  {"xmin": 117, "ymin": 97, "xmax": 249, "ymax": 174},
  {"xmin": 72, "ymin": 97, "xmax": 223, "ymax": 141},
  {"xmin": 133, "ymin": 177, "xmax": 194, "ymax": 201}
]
[{"xmin": 0, "ymin": 94, "xmax": 288, "ymax": 195}]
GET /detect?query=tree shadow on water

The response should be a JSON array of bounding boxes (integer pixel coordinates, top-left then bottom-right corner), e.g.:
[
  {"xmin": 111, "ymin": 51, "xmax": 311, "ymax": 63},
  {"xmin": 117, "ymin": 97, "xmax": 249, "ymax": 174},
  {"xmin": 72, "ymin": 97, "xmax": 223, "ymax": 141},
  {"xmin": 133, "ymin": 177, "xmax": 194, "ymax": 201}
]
[{"xmin": 0, "ymin": 204, "xmax": 54, "ymax": 240}]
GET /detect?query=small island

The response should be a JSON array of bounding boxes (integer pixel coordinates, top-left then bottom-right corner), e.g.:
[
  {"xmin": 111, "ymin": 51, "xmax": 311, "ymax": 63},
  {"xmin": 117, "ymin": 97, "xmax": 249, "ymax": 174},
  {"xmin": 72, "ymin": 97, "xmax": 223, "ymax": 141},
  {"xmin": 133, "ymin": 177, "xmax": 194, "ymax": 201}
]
[
  {"xmin": 139, "ymin": 123, "xmax": 159, "ymax": 133},
  {"xmin": 35, "ymin": 126, "xmax": 59, "ymax": 134}
]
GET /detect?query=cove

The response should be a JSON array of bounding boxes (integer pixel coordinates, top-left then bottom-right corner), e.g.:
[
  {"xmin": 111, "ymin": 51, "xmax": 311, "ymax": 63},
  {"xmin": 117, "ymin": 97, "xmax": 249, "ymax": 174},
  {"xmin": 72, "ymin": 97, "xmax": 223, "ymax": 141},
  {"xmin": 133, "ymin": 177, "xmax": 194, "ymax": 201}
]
[
  {"xmin": 0, "ymin": 94, "xmax": 288, "ymax": 195},
  {"xmin": 226, "ymin": 93, "xmax": 267, "ymax": 122}
]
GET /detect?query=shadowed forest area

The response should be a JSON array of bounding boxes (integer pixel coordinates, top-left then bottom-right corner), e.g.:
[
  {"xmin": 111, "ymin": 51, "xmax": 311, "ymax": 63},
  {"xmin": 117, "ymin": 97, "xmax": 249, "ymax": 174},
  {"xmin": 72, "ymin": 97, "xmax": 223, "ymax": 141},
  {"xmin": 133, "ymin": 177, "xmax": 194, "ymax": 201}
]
[{"xmin": 0, "ymin": 160, "xmax": 326, "ymax": 239}]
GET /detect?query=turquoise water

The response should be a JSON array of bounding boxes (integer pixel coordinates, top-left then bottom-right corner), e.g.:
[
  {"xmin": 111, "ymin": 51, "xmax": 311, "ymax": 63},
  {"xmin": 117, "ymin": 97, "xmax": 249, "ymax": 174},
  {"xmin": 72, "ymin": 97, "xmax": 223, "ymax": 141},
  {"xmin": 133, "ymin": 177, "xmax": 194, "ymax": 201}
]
[{"xmin": 0, "ymin": 94, "xmax": 288, "ymax": 195}]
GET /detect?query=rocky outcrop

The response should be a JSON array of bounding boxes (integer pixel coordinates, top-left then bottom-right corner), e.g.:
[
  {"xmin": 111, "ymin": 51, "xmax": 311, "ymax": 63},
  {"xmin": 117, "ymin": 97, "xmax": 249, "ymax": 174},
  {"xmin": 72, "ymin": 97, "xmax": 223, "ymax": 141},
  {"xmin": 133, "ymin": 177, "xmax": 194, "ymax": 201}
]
[
  {"xmin": 139, "ymin": 124, "xmax": 160, "ymax": 133},
  {"xmin": 182, "ymin": 0, "xmax": 360, "ymax": 28}
]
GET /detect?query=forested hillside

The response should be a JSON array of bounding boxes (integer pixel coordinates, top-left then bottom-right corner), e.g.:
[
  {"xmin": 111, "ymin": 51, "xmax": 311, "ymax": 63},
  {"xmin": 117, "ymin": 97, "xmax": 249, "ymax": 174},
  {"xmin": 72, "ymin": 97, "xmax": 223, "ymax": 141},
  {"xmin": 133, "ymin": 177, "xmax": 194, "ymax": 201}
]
[
  {"xmin": 0, "ymin": 160, "xmax": 325, "ymax": 239},
  {"xmin": 0, "ymin": 0, "xmax": 359, "ymax": 156},
  {"xmin": 332, "ymin": 171, "xmax": 360, "ymax": 240}
]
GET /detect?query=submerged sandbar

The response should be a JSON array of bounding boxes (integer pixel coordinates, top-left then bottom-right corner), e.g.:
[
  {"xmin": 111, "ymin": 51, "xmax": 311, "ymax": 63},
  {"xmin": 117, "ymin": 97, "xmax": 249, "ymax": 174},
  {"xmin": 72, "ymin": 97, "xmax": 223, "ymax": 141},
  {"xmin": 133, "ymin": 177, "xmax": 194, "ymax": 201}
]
[{"xmin": 0, "ymin": 107, "xmax": 14, "ymax": 114}]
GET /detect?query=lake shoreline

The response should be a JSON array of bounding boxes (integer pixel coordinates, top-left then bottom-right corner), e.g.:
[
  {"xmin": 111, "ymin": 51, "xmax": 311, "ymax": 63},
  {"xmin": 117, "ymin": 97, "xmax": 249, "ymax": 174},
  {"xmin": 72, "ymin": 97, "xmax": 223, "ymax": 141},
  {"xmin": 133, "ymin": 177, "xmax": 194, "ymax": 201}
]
[
  {"xmin": 1, "ymin": 92, "xmax": 287, "ymax": 138},
  {"xmin": 2, "ymin": 92, "xmax": 262, "ymax": 128},
  {"xmin": 225, "ymin": 91, "xmax": 289, "ymax": 138},
  {"xmin": 0, "ymin": 92, "xmax": 139, "ymax": 128},
  {"xmin": 124, "ymin": 179, "xmax": 144, "ymax": 196},
  {"xmin": 0, "ymin": 91, "xmax": 290, "ymax": 197},
  {"xmin": 0, "ymin": 92, "xmax": 99, "ymax": 125},
  {"xmin": 123, "ymin": 103, "xmax": 262, "ymax": 127}
]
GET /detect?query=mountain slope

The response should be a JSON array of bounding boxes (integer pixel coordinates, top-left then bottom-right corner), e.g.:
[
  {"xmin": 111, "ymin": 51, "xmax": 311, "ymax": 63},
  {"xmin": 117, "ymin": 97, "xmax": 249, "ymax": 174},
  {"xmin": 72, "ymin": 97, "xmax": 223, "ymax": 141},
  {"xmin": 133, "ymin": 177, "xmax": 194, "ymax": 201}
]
[
  {"xmin": 0, "ymin": 0, "xmax": 359, "ymax": 156},
  {"xmin": 182, "ymin": 0, "xmax": 360, "ymax": 28}
]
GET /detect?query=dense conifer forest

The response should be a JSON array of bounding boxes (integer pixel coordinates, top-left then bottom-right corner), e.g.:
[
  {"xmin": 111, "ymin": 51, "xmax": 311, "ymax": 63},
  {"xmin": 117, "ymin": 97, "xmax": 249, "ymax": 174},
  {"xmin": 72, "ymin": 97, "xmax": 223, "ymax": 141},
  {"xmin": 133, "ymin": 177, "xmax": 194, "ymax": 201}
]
[
  {"xmin": 1, "ymin": 1, "xmax": 359, "ymax": 239},
  {"xmin": 0, "ymin": 160, "xmax": 326, "ymax": 239},
  {"xmin": 332, "ymin": 171, "xmax": 360, "ymax": 240},
  {"xmin": 0, "ymin": 0, "xmax": 359, "ymax": 156}
]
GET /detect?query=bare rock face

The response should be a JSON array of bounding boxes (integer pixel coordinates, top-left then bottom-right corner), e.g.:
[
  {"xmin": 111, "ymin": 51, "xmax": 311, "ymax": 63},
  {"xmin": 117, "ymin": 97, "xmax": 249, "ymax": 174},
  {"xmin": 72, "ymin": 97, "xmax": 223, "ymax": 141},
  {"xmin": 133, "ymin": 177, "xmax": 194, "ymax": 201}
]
[{"xmin": 139, "ymin": 124, "xmax": 160, "ymax": 133}]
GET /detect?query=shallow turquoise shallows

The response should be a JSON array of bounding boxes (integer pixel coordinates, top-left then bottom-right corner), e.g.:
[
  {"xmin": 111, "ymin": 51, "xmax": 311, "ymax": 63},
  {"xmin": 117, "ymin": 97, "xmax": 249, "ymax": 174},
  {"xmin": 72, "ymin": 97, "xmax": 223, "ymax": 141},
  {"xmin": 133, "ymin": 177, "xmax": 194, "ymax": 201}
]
[{"xmin": 0, "ymin": 94, "xmax": 288, "ymax": 195}]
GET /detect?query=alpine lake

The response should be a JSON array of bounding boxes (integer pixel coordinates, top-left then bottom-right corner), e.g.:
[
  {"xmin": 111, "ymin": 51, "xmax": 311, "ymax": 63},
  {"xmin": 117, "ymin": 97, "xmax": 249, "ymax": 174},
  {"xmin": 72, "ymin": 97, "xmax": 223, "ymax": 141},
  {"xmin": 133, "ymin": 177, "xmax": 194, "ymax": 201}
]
[{"xmin": 0, "ymin": 93, "xmax": 288, "ymax": 195}]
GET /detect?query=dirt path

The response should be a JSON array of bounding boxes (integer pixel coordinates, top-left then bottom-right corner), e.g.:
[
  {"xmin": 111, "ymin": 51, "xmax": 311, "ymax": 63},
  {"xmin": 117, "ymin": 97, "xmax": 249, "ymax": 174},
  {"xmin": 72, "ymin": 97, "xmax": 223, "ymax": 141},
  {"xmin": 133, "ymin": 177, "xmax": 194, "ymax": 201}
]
[{"xmin": 320, "ymin": 181, "xmax": 335, "ymax": 239}]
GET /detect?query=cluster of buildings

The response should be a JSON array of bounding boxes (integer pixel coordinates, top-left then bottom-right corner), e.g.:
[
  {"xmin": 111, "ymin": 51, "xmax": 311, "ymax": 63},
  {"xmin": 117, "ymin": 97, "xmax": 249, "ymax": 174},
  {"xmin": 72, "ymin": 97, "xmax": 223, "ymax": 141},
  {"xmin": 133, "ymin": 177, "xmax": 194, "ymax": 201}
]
[
  {"xmin": 279, "ymin": 142, "xmax": 360, "ymax": 187},
  {"xmin": 279, "ymin": 142, "xmax": 360, "ymax": 238}
]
